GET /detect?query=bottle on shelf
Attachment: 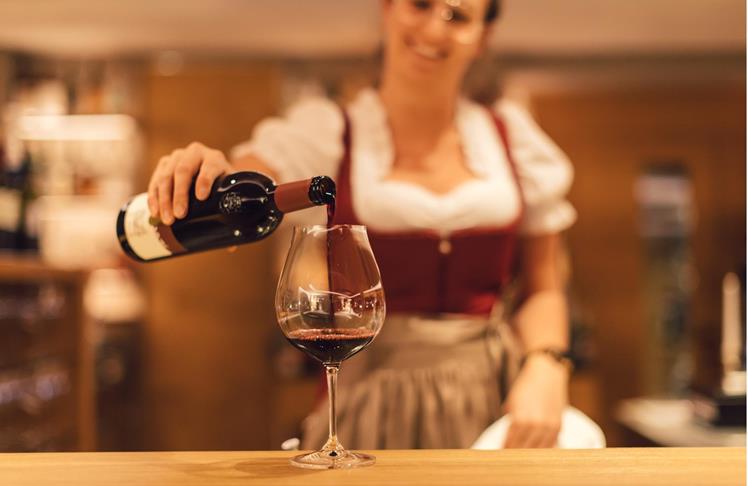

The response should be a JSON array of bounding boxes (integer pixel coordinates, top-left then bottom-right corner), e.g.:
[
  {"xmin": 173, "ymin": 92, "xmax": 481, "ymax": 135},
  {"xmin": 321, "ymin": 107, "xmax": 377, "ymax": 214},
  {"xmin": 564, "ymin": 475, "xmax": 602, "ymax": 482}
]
[
  {"xmin": 0, "ymin": 147, "xmax": 20, "ymax": 250},
  {"xmin": 117, "ymin": 171, "xmax": 335, "ymax": 263},
  {"xmin": 0, "ymin": 146, "xmax": 36, "ymax": 252}
]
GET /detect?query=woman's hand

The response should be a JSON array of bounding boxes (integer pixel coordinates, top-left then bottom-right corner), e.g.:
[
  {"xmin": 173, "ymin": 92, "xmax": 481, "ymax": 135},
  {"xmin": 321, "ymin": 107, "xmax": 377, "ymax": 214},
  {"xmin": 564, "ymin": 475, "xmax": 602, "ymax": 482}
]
[
  {"xmin": 147, "ymin": 142, "xmax": 234, "ymax": 225},
  {"xmin": 502, "ymin": 354, "xmax": 569, "ymax": 448}
]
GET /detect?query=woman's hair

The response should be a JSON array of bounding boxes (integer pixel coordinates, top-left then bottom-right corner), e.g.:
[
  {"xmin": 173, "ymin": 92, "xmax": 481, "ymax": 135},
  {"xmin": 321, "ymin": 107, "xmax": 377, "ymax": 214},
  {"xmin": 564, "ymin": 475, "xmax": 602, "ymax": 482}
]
[{"xmin": 484, "ymin": 0, "xmax": 501, "ymax": 23}]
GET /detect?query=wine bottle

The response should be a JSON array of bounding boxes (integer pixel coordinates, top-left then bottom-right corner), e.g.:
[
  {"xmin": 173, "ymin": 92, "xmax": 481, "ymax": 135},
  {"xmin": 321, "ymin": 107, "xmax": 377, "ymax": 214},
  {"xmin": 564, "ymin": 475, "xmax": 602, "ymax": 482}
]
[
  {"xmin": 0, "ymin": 147, "xmax": 22, "ymax": 250},
  {"xmin": 0, "ymin": 146, "xmax": 35, "ymax": 251},
  {"xmin": 116, "ymin": 171, "xmax": 335, "ymax": 262}
]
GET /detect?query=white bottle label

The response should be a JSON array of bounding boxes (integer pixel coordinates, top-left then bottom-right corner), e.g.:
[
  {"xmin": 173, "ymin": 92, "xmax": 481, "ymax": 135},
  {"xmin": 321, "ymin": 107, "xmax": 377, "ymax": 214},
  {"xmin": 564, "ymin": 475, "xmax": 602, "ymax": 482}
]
[
  {"xmin": 0, "ymin": 187, "xmax": 21, "ymax": 232},
  {"xmin": 123, "ymin": 193, "xmax": 174, "ymax": 260}
]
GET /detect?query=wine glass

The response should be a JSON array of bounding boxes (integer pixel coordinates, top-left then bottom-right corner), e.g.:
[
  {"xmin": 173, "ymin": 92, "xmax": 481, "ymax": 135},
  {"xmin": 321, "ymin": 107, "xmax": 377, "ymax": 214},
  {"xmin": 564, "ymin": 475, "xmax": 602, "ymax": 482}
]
[{"xmin": 275, "ymin": 224, "xmax": 385, "ymax": 469}]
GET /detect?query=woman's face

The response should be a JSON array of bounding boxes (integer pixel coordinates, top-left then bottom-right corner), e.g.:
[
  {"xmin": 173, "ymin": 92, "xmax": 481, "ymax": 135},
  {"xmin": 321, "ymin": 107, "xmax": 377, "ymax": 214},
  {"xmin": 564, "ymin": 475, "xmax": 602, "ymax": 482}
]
[{"xmin": 382, "ymin": 0, "xmax": 491, "ymax": 87}]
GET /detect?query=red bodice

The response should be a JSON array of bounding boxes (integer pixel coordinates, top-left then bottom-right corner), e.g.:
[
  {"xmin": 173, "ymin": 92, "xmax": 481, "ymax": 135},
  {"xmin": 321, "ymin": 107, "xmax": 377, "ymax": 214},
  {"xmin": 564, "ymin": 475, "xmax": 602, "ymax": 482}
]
[{"xmin": 331, "ymin": 109, "xmax": 524, "ymax": 316}]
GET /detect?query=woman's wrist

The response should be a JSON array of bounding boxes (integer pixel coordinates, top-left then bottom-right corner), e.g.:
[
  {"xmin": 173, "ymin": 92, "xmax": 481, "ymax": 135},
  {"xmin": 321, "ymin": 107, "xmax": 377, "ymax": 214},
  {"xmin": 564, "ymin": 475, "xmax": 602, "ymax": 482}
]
[{"xmin": 521, "ymin": 348, "xmax": 574, "ymax": 375}]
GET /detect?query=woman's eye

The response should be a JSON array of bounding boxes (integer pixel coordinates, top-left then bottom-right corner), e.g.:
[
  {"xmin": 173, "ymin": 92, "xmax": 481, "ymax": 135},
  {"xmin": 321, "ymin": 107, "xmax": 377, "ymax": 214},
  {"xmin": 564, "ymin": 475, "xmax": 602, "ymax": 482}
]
[
  {"xmin": 449, "ymin": 8, "xmax": 471, "ymax": 23},
  {"xmin": 410, "ymin": 0, "xmax": 432, "ymax": 11}
]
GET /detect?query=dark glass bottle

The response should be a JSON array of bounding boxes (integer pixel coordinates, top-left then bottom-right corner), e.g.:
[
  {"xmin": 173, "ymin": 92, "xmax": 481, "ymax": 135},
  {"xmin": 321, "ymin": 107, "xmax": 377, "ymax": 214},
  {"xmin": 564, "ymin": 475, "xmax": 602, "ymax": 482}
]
[
  {"xmin": 116, "ymin": 171, "xmax": 335, "ymax": 262},
  {"xmin": 0, "ymin": 146, "xmax": 19, "ymax": 250},
  {"xmin": 0, "ymin": 147, "xmax": 35, "ymax": 251}
]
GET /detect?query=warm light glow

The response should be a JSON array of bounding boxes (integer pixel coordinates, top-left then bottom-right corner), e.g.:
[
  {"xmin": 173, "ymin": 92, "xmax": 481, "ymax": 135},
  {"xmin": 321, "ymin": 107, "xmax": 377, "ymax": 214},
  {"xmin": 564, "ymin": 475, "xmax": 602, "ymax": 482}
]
[{"xmin": 17, "ymin": 114, "xmax": 138, "ymax": 141}]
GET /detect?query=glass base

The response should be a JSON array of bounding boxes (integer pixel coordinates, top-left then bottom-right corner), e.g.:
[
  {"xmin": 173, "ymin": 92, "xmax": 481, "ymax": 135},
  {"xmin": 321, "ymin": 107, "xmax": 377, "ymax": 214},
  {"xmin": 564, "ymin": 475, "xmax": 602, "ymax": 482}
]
[{"xmin": 290, "ymin": 449, "xmax": 375, "ymax": 470}]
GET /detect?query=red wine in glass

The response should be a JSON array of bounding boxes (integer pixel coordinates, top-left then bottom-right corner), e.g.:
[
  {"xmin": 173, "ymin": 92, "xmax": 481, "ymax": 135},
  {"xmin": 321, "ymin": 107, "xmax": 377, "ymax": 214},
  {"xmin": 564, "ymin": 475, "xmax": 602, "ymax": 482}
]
[{"xmin": 286, "ymin": 325, "xmax": 376, "ymax": 364}]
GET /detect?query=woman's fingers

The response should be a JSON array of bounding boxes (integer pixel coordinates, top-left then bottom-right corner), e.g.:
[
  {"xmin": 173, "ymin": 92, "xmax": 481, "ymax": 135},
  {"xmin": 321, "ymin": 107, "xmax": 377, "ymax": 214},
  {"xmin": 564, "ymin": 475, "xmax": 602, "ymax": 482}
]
[
  {"xmin": 504, "ymin": 419, "xmax": 560, "ymax": 448},
  {"xmin": 157, "ymin": 166, "xmax": 176, "ymax": 225},
  {"xmin": 195, "ymin": 149, "xmax": 231, "ymax": 200},
  {"xmin": 522, "ymin": 423, "xmax": 547, "ymax": 448},
  {"xmin": 146, "ymin": 142, "xmax": 230, "ymax": 224},
  {"xmin": 503, "ymin": 421, "xmax": 527, "ymax": 448},
  {"xmin": 148, "ymin": 156, "xmax": 170, "ymax": 218},
  {"xmin": 539, "ymin": 425, "xmax": 560, "ymax": 448},
  {"xmin": 172, "ymin": 145, "xmax": 202, "ymax": 218},
  {"xmin": 530, "ymin": 424, "xmax": 559, "ymax": 448}
]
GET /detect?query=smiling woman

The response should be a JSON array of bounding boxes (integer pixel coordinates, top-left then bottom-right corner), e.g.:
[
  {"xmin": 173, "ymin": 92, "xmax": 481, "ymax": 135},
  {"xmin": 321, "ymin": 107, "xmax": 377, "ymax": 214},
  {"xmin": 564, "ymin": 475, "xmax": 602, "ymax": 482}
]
[
  {"xmin": 382, "ymin": 0, "xmax": 499, "ymax": 90},
  {"xmin": 145, "ymin": 0, "xmax": 576, "ymax": 452}
]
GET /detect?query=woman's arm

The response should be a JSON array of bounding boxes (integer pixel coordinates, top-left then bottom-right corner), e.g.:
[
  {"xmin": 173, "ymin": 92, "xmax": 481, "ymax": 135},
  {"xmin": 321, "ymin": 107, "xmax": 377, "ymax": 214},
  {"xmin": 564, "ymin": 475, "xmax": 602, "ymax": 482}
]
[
  {"xmin": 513, "ymin": 233, "xmax": 569, "ymax": 352},
  {"xmin": 148, "ymin": 96, "xmax": 343, "ymax": 225},
  {"xmin": 503, "ymin": 232, "xmax": 570, "ymax": 448}
]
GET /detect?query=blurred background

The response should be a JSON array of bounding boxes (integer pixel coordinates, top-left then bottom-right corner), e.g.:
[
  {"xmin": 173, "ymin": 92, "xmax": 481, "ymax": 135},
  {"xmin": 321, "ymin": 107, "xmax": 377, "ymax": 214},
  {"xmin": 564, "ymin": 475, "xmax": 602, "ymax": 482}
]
[{"xmin": 0, "ymin": 0, "xmax": 744, "ymax": 451}]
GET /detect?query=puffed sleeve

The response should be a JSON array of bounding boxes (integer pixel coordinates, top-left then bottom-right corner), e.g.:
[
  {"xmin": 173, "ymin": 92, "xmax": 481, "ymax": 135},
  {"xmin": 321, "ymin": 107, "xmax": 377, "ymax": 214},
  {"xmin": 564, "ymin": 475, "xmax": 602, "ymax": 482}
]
[
  {"xmin": 230, "ymin": 96, "xmax": 345, "ymax": 183},
  {"xmin": 495, "ymin": 99, "xmax": 577, "ymax": 235}
]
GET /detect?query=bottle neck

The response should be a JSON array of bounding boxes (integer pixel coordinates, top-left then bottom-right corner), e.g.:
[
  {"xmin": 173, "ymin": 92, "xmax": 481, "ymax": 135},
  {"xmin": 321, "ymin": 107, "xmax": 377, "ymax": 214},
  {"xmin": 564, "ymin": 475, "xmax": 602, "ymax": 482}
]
[
  {"xmin": 274, "ymin": 176, "xmax": 335, "ymax": 214},
  {"xmin": 274, "ymin": 179, "xmax": 317, "ymax": 214}
]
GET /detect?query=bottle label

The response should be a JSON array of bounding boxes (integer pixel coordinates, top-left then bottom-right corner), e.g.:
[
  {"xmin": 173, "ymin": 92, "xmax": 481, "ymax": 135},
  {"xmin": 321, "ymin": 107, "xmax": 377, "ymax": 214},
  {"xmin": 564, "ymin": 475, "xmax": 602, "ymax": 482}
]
[
  {"xmin": 0, "ymin": 187, "xmax": 21, "ymax": 232},
  {"xmin": 124, "ymin": 194, "xmax": 185, "ymax": 260},
  {"xmin": 274, "ymin": 178, "xmax": 315, "ymax": 214}
]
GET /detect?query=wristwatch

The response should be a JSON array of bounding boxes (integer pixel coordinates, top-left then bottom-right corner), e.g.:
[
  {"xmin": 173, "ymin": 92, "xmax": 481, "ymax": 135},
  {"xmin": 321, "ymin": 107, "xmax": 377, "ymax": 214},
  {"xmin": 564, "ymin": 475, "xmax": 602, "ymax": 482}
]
[{"xmin": 521, "ymin": 347, "xmax": 574, "ymax": 372}]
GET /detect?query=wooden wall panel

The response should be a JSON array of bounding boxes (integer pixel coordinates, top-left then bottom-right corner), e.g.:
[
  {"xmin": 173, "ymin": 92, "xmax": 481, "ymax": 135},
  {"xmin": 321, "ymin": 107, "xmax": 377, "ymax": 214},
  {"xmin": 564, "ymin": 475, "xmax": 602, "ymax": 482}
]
[
  {"xmin": 530, "ymin": 81, "xmax": 746, "ymax": 445},
  {"xmin": 140, "ymin": 62, "xmax": 283, "ymax": 450}
]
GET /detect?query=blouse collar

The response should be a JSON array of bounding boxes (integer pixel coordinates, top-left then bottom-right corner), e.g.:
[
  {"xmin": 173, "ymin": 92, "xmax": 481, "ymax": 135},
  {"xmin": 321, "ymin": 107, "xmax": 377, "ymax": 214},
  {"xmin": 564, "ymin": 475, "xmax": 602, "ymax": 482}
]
[{"xmin": 348, "ymin": 87, "xmax": 501, "ymax": 181}]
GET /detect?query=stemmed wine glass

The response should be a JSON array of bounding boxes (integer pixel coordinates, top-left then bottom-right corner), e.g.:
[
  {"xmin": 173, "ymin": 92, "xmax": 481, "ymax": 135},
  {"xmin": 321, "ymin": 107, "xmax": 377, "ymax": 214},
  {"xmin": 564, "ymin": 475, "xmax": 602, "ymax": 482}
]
[{"xmin": 275, "ymin": 224, "xmax": 385, "ymax": 469}]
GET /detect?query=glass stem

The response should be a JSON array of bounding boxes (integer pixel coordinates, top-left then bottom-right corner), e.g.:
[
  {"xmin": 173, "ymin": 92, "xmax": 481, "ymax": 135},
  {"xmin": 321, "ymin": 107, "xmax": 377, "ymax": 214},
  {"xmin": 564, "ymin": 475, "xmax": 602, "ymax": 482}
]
[{"xmin": 325, "ymin": 364, "xmax": 341, "ymax": 450}]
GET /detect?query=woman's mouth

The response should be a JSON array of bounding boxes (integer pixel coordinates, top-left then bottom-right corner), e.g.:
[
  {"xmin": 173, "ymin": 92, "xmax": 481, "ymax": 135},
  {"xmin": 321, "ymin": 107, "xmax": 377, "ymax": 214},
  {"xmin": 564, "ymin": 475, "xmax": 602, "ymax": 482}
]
[{"xmin": 405, "ymin": 37, "xmax": 447, "ymax": 61}]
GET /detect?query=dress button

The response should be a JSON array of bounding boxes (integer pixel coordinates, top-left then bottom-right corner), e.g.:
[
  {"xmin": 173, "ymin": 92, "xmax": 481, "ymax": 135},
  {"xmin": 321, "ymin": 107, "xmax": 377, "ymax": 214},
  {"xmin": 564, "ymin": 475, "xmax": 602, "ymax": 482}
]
[{"xmin": 439, "ymin": 237, "xmax": 452, "ymax": 255}]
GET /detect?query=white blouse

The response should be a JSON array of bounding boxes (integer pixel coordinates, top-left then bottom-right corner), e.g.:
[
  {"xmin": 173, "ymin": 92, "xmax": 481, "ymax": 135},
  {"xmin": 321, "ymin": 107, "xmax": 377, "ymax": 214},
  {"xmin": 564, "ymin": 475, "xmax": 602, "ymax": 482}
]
[{"xmin": 231, "ymin": 88, "xmax": 576, "ymax": 235}]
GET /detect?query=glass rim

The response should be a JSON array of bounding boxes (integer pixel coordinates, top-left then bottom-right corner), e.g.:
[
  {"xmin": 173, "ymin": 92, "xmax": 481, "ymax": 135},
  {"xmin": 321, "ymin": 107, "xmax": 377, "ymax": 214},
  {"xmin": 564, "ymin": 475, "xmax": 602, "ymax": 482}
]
[{"xmin": 295, "ymin": 224, "xmax": 368, "ymax": 232}]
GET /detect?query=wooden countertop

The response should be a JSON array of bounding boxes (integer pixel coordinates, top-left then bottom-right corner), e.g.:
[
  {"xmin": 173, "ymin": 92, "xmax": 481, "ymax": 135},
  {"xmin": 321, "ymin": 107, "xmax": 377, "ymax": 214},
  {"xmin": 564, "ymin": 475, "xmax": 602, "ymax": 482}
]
[
  {"xmin": 0, "ymin": 252, "xmax": 88, "ymax": 282},
  {"xmin": 0, "ymin": 448, "xmax": 744, "ymax": 485}
]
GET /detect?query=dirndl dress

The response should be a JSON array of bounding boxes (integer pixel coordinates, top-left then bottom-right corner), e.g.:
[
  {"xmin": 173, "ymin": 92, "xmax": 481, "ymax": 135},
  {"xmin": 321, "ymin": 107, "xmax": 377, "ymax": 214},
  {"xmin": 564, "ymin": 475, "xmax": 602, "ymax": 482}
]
[{"xmin": 300, "ymin": 106, "xmax": 526, "ymax": 450}]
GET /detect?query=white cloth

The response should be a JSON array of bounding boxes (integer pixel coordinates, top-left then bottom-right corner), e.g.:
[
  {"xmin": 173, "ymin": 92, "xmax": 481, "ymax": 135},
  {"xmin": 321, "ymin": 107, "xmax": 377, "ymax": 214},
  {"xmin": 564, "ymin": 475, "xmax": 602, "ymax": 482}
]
[
  {"xmin": 231, "ymin": 88, "xmax": 576, "ymax": 235},
  {"xmin": 471, "ymin": 406, "xmax": 607, "ymax": 449}
]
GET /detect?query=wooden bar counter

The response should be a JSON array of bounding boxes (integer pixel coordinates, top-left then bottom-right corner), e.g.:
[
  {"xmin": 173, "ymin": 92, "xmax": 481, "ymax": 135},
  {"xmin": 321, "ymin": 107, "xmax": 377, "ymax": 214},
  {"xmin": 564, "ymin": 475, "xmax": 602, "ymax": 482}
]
[{"xmin": 0, "ymin": 448, "xmax": 744, "ymax": 485}]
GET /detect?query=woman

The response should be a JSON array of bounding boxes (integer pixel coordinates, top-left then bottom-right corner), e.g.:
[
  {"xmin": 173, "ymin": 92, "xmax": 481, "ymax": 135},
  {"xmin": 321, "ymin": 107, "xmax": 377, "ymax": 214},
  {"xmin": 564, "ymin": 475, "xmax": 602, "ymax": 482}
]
[{"xmin": 148, "ymin": 0, "xmax": 575, "ymax": 449}]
